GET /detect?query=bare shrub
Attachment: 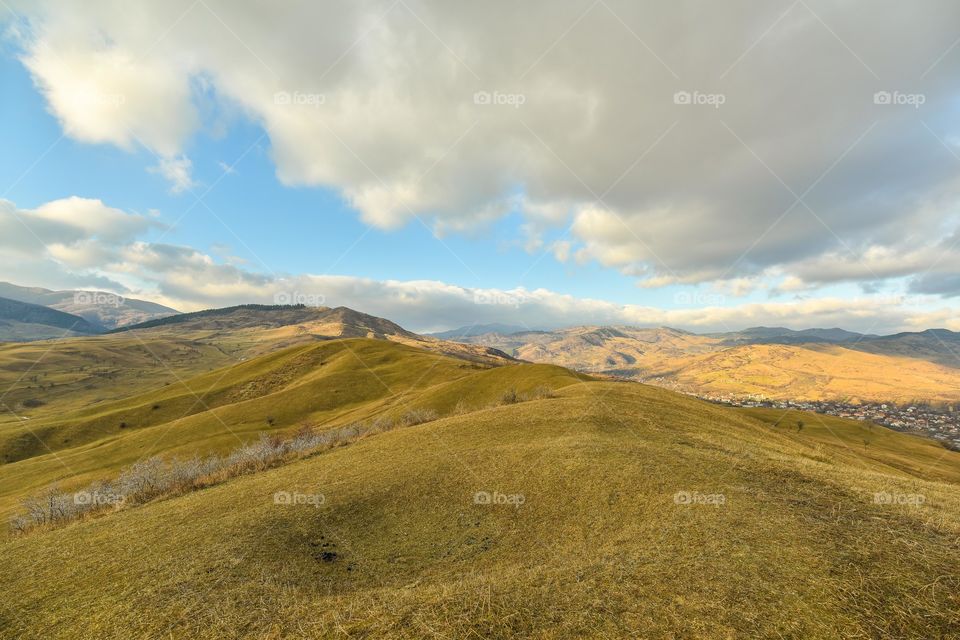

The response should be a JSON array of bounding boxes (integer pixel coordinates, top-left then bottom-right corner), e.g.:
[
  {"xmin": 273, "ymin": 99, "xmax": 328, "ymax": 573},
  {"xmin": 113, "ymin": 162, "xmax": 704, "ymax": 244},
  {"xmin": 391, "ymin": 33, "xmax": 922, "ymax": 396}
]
[
  {"xmin": 499, "ymin": 388, "xmax": 521, "ymax": 405},
  {"xmin": 530, "ymin": 385, "xmax": 556, "ymax": 400},
  {"xmin": 118, "ymin": 457, "xmax": 169, "ymax": 502},
  {"xmin": 10, "ymin": 401, "xmax": 455, "ymax": 535},
  {"xmin": 452, "ymin": 399, "xmax": 471, "ymax": 415},
  {"xmin": 370, "ymin": 416, "xmax": 395, "ymax": 433},
  {"xmin": 399, "ymin": 409, "xmax": 438, "ymax": 426}
]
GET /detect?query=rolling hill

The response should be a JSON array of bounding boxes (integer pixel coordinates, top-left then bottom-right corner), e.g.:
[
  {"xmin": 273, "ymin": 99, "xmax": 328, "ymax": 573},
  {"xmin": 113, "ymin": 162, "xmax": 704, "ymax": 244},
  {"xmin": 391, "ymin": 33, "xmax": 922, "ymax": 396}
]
[
  {"xmin": 450, "ymin": 325, "xmax": 960, "ymax": 404},
  {"xmin": 1, "ymin": 336, "xmax": 958, "ymax": 638},
  {"xmin": 0, "ymin": 304, "xmax": 513, "ymax": 430}
]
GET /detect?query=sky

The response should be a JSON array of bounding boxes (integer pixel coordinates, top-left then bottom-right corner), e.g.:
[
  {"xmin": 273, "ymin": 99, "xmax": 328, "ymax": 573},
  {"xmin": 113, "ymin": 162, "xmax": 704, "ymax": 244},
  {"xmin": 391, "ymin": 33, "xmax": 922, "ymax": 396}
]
[{"xmin": 1, "ymin": 0, "xmax": 959, "ymax": 334}]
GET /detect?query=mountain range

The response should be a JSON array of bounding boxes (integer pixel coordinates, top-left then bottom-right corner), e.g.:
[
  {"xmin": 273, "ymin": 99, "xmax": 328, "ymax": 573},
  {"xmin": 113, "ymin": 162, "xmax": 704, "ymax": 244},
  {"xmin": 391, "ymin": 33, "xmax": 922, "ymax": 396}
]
[
  {"xmin": 2, "ymin": 281, "xmax": 958, "ymax": 405},
  {"xmin": 441, "ymin": 324, "xmax": 960, "ymax": 404}
]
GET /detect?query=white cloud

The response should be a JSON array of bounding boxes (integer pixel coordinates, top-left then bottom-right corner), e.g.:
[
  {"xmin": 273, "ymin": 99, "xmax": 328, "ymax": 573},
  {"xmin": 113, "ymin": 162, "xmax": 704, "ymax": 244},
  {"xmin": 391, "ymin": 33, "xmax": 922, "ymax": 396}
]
[
  {"xmin": 3, "ymin": 196, "xmax": 957, "ymax": 335},
  {"xmin": 150, "ymin": 155, "xmax": 198, "ymax": 194},
  {"xmin": 6, "ymin": 0, "xmax": 960, "ymax": 293},
  {"xmin": 21, "ymin": 31, "xmax": 196, "ymax": 156}
]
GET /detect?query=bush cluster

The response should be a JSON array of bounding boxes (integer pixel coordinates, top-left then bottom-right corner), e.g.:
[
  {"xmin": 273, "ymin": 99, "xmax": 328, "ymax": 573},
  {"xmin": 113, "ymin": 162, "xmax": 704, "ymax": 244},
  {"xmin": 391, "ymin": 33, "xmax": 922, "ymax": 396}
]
[
  {"xmin": 11, "ymin": 412, "xmax": 422, "ymax": 534},
  {"xmin": 9, "ymin": 389, "xmax": 556, "ymax": 535}
]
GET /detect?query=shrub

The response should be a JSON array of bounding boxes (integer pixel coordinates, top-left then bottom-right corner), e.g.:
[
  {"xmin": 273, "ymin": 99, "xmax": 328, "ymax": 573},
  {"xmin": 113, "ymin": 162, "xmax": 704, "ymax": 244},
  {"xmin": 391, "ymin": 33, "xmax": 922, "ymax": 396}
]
[
  {"xmin": 399, "ymin": 408, "xmax": 438, "ymax": 426},
  {"xmin": 370, "ymin": 416, "xmax": 395, "ymax": 432},
  {"xmin": 9, "ymin": 400, "xmax": 459, "ymax": 535},
  {"xmin": 530, "ymin": 385, "xmax": 556, "ymax": 400},
  {"xmin": 500, "ymin": 388, "xmax": 521, "ymax": 405}
]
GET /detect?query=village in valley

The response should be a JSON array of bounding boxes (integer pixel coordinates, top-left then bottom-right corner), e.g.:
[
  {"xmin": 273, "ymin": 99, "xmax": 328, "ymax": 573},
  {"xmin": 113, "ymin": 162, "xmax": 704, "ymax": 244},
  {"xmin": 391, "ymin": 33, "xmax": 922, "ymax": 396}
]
[{"xmin": 702, "ymin": 394, "xmax": 960, "ymax": 450}]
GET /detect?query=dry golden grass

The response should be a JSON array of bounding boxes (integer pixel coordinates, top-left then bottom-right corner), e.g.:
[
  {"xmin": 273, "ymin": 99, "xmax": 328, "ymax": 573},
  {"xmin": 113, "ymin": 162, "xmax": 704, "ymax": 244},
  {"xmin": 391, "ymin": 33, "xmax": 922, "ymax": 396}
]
[{"xmin": 2, "ymin": 362, "xmax": 959, "ymax": 638}]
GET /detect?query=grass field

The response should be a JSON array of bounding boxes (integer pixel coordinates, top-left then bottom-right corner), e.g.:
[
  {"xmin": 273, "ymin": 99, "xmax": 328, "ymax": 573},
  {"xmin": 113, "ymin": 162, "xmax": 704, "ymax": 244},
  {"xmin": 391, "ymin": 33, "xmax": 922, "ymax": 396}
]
[
  {"xmin": 2, "ymin": 338, "xmax": 959, "ymax": 638},
  {"xmin": 0, "ymin": 338, "xmax": 579, "ymax": 522}
]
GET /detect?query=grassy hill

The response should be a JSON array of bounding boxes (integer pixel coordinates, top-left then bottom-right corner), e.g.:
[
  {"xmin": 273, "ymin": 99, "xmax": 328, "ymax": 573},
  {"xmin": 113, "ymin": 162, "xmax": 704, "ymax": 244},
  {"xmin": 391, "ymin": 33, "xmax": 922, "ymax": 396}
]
[
  {"xmin": 1, "ymin": 338, "xmax": 959, "ymax": 637},
  {"xmin": 0, "ymin": 338, "xmax": 576, "ymax": 521}
]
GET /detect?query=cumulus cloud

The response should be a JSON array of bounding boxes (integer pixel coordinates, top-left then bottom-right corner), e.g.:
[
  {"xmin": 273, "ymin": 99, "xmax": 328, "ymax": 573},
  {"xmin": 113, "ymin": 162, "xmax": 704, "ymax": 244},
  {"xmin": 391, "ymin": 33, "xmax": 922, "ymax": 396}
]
[
  {"xmin": 6, "ymin": 0, "xmax": 960, "ymax": 293},
  {"xmin": 2, "ymin": 196, "xmax": 955, "ymax": 335},
  {"xmin": 0, "ymin": 196, "xmax": 161, "ymax": 292}
]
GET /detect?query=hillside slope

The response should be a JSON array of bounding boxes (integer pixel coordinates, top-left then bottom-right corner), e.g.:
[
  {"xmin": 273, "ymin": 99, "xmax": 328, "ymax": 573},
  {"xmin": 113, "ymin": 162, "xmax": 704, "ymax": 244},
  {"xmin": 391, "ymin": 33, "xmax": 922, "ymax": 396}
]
[
  {"xmin": 2, "ymin": 378, "xmax": 958, "ymax": 638},
  {"xmin": 0, "ymin": 281, "xmax": 177, "ymax": 330},
  {"xmin": 0, "ymin": 339, "xmax": 578, "ymax": 519},
  {"xmin": 0, "ymin": 296, "xmax": 101, "ymax": 341},
  {"xmin": 648, "ymin": 343, "xmax": 960, "ymax": 404}
]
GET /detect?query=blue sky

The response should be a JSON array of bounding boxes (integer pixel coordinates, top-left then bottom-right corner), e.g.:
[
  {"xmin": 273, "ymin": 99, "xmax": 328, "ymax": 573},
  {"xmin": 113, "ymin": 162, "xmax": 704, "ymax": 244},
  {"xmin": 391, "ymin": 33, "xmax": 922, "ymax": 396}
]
[
  {"xmin": 1, "ymin": 1, "xmax": 958, "ymax": 333},
  {"xmin": 0, "ymin": 41, "xmax": 676, "ymax": 307}
]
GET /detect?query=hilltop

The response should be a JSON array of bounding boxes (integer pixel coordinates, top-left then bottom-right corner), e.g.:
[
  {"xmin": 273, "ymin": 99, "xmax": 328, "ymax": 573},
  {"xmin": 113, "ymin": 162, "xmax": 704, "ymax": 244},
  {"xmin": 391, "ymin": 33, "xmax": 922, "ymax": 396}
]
[{"xmin": 1, "ymin": 338, "xmax": 958, "ymax": 638}]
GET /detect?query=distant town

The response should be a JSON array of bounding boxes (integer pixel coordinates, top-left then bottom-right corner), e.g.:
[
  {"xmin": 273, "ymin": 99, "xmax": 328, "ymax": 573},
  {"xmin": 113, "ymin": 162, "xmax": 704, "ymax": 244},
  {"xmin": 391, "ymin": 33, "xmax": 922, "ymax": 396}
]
[{"xmin": 702, "ymin": 394, "xmax": 960, "ymax": 450}]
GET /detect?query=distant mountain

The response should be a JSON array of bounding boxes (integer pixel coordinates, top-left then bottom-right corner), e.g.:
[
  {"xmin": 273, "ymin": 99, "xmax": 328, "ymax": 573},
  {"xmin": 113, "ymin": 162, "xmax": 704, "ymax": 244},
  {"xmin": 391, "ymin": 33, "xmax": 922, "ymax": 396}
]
[
  {"xmin": 116, "ymin": 304, "xmax": 419, "ymax": 339},
  {"xmin": 117, "ymin": 303, "xmax": 515, "ymax": 365},
  {"xmin": 428, "ymin": 323, "xmax": 535, "ymax": 340},
  {"xmin": 450, "ymin": 324, "xmax": 960, "ymax": 403},
  {"xmin": 0, "ymin": 282, "xmax": 178, "ymax": 330},
  {"xmin": 852, "ymin": 328, "xmax": 960, "ymax": 369},
  {"xmin": 0, "ymin": 296, "xmax": 101, "ymax": 341},
  {"xmin": 712, "ymin": 326, "xmax": 868, "ymax": 346}
]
